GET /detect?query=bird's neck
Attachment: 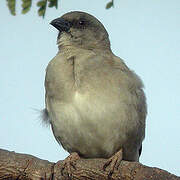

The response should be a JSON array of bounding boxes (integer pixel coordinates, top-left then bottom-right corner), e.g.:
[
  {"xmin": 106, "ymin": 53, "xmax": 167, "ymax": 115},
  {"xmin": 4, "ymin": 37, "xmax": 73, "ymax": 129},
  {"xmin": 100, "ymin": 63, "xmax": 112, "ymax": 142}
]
[
  {"xmin": 57, "ymin": 35, "xmax": 111, "ymax": 54},
  {"xmin": 58, "ymin": 42, "xmax": 112, "ymax": 57}
]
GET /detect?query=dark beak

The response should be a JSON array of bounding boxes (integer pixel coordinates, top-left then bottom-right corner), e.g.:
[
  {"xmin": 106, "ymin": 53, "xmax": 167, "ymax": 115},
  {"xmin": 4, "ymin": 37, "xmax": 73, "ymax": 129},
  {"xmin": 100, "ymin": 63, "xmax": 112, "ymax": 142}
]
[{"xmin": 50, "ymin": 18, "xmax": 71, "ymax": 33}]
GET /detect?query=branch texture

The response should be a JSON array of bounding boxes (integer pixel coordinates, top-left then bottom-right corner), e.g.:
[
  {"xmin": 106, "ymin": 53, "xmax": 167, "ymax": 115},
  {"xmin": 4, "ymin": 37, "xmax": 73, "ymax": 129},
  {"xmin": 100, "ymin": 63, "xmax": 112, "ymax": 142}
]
[{"xmin": 0, "ymin": 149, "xmax": 179, "ymax": 180}]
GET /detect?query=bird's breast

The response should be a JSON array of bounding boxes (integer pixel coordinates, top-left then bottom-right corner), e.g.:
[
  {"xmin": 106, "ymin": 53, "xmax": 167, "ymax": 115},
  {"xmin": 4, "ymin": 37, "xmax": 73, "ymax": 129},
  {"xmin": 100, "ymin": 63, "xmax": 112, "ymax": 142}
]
[
  {"xmin": 46, "ymin": 52, "xmax": 143, "ymax": 159},
  {"xmin": 49, "ymin": 88, "xmax": 134, "ymax": 158}
]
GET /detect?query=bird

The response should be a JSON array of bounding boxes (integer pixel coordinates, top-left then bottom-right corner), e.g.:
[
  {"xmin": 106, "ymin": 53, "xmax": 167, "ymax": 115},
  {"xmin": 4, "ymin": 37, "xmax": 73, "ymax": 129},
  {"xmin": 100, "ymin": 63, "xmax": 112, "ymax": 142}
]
[{"xmin": 43, "ymin": 11, "xmax": 147, "ymax": 176}]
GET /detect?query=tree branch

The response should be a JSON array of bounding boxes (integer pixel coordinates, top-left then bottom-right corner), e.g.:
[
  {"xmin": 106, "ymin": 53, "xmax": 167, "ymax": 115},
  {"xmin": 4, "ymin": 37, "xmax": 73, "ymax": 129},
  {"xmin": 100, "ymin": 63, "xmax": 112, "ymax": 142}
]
[{"xmin": 0, "ymin": 149, "xmax": 179, "ymax": 180}]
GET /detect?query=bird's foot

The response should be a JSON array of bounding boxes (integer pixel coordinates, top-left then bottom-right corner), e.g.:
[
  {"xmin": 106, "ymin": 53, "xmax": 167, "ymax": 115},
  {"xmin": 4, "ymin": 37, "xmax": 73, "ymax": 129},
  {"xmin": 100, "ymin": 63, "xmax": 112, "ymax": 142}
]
[
  {"xmin": 60, "ymin": 152, "xmax": 80, "ymax": 178},
  {"xmin": 103, "ymin": 149, "xmax": 123, "ymax": 177}
]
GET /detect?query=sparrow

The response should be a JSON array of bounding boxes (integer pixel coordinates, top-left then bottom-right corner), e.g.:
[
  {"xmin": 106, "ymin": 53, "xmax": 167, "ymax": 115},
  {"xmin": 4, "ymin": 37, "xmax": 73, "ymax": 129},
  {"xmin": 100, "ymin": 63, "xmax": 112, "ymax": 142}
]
[{"xmin": 43, "ymin": 11, "xmax": 147, "ymax": 176}]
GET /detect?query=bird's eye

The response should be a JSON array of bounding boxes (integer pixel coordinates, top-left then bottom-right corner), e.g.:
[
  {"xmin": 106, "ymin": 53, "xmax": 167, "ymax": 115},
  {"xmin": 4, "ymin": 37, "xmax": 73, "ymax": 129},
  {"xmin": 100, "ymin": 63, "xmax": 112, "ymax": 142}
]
[{"xmin": 79, "ymin": 20, "xmax": 85, "ymax": 26}]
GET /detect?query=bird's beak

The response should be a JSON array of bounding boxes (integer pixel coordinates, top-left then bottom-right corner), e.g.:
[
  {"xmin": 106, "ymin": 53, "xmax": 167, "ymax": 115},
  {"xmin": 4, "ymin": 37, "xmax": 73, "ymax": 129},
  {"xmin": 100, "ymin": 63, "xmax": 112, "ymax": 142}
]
[{"xmin": 50, "ymin": 18, "xmax": 71, "ymax": 33}]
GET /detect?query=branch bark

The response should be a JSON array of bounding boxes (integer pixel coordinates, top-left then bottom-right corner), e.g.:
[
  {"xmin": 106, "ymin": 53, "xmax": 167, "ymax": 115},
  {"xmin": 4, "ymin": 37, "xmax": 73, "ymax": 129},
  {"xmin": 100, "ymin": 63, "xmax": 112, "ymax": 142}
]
[{"xmin": 0, "ymin": 149, "xmax": 179, "ymax": 180}]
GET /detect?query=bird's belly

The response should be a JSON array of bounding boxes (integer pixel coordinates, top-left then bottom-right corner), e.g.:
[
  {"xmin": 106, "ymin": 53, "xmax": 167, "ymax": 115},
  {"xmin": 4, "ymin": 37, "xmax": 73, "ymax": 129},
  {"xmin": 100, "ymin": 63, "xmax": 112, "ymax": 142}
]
[{"xmin": 50, "ymin": 91, "xmax": 139, "ymax": 158}]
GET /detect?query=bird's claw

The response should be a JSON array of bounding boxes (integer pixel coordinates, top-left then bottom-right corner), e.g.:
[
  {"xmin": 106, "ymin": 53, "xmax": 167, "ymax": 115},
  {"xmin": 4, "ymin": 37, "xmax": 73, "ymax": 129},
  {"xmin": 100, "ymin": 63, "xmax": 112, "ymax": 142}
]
[{"xmin": 103, "ymin": 149, "xmax": 123, "ymax": 177}]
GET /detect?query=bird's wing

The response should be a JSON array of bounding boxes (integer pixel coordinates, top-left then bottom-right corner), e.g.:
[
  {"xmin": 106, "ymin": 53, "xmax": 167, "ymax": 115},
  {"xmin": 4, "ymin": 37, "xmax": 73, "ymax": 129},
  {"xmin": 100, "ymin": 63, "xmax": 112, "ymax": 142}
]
[{"xmin": 113, "ymin": 55, "xmax": 147, "ymax": 144}]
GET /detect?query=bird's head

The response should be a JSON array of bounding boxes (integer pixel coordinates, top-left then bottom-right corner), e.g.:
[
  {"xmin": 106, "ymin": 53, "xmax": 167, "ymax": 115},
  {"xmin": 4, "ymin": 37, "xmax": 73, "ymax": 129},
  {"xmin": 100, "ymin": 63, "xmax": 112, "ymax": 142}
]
[{"xmin": 50, "ymin": 11, "xmax": 111, "ymax": 51}]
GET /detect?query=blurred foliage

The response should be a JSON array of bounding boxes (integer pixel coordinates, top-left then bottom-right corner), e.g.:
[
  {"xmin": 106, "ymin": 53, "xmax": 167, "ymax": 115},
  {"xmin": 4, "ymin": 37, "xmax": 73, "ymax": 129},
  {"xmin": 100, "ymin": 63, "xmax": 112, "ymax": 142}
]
[
  {"xmin": 22, "ymin": 0, "xmax": 32, "ymax": 14},
  {"xmin": 6, "ymin": 0, "xmax": 16, "ymax": 15},
  {"xmin": 106, "ymin": 0, "xmax": 114, "ymax": 9},
  {"xmin": 6, "ymin": 0, "xmax": 113, "ymax": 18}
]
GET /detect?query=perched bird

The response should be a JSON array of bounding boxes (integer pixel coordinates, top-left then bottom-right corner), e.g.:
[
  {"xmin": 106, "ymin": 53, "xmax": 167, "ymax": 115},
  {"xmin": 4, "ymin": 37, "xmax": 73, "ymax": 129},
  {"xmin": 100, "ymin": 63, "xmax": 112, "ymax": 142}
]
[{"xmin": 43, "ymin": 11, "xmax": 147, "ymax": 175}]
